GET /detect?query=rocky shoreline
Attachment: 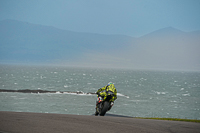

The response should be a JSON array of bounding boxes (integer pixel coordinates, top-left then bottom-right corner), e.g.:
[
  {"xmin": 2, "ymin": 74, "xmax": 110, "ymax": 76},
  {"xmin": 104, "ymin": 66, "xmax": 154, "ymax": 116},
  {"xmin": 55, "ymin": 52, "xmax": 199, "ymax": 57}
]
[{"xmin": 0, "ymin": 89, "xmax": 96, "ymax": 95}]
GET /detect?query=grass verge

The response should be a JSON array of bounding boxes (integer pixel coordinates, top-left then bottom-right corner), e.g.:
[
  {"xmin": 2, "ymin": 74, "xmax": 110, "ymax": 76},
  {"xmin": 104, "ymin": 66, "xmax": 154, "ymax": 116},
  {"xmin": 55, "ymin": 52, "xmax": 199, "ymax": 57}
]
[{"xmin": 135, "ymin": 117, "xmax": 200, "ymax": 123}]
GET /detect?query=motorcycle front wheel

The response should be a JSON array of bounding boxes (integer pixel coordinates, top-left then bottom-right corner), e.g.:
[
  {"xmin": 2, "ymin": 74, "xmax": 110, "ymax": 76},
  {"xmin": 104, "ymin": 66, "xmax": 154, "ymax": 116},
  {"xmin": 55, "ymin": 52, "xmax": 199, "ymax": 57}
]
[{"xmin": 99, "ymin": 101, "xmax": 110, "ymax": 116}]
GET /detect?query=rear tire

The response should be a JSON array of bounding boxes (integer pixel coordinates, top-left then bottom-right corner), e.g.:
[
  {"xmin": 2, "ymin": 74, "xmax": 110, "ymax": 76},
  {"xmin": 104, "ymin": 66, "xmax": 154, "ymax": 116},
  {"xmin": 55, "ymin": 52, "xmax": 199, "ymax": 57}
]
[{"xmin": 99, "ymin": 101, "xmax": 110, "ymax": 116}]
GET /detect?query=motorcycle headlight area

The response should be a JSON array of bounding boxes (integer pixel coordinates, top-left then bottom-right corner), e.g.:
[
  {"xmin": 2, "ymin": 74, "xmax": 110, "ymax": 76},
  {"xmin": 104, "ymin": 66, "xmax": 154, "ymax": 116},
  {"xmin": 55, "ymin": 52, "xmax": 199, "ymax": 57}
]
[{"xmin": 107, "ymin": 91, "xmax": 114, "ymax": 96}]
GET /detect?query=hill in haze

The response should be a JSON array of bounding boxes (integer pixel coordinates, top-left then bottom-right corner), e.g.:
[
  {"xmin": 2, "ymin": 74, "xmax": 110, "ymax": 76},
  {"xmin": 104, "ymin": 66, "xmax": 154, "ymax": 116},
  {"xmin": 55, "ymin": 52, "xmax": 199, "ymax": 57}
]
[
  {"xmin": 0, "ymin": 19, "xmax": 199, "ymax": 71},
  {"xmin": 0, "ymin": 20, "xmax": 134, "ymax": 64}
]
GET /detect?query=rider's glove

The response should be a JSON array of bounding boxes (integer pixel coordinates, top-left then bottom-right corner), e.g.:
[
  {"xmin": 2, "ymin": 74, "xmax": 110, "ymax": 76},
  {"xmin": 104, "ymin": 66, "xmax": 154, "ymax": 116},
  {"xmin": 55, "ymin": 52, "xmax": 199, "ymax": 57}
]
[
  {"xmin": 112, "ymin": 97, "xmax": 115, "ymax": 101},
  {"xmin": 96, "ymin": 92, "xmax": 99, "ymax": 96}
]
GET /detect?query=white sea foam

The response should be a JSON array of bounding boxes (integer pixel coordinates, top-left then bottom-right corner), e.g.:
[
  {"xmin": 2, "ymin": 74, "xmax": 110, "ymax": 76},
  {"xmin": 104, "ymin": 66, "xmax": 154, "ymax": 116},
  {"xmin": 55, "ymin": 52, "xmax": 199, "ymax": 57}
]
[
  {"xmin": 155, "ymin": 91, "xmax": 167, "ymax": 95},
  {"xmin": 182, "ymin": 93, "xmax": 190, "ymax": 96},
  {"xmin": 56, "ymin": 91, "xmax": 62, "ymax": 94},
  {"xmin": 64, "ymin": 85, "xmax": 69, "ymax": 88},
  {"xmin": 117, "ymin": 93, "xmax": 129, "ymax": 98}
]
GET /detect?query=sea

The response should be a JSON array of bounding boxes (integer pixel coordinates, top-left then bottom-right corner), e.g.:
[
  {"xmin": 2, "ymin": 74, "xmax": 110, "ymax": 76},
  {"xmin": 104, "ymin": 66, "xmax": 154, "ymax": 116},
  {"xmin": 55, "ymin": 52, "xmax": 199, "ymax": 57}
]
[{"xmin": 0, "ymin": 64, "xmax": 200, "ymax": 120}]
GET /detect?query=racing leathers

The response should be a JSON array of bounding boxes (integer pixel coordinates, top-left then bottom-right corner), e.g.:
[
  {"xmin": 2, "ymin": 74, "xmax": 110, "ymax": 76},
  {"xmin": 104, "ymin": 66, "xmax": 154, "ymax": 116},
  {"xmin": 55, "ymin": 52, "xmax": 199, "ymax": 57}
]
[
  {"xmin": 95, "ymin": 83, "xmax": 117, "ymax": 115},
  {"xmin": 96, "ymin": 83, "xmax": 117, "ymax": 102}
]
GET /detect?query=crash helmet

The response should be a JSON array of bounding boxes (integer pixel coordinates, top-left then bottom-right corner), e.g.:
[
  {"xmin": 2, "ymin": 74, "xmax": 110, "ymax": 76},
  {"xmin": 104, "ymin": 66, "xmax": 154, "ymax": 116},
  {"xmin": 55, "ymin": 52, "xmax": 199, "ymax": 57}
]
[{"xmin": 108, "ymin": 82, "xmax": 113, "ymax": 86}]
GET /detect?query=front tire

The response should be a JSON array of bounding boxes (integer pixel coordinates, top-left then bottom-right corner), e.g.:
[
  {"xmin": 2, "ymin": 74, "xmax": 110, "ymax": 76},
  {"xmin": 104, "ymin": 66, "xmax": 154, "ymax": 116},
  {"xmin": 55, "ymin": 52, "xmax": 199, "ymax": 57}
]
[{"xmin": 99, "ymin": 101, "xmax": 110, "ymax": 116}]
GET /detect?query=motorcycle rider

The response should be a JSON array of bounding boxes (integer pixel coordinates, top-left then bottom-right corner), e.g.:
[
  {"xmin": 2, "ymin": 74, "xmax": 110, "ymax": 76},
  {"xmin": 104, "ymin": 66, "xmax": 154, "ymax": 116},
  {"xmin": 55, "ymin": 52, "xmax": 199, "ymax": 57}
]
[{"xmin": 95, "ymin": 82, "xmax": 117, "ymax": 116}]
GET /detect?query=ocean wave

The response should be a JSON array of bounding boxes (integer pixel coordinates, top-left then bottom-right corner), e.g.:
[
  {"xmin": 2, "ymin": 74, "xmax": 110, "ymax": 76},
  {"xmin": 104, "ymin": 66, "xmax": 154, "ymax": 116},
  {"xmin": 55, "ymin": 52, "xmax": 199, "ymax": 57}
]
[
  {"xmin": 154, "ymin": 91, "xmax": 168, "ymax": 95},
  {"xmin": 117, "ymin": 93, "xmax": 129, "ymax": 98}
]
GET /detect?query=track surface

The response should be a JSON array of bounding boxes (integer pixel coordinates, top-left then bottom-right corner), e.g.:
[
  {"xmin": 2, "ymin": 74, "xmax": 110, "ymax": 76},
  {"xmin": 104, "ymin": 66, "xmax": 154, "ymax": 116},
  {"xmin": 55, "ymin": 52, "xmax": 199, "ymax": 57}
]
[{"xmin": 0, "ymin": 111, "xmax": 200, "ymax": 133}]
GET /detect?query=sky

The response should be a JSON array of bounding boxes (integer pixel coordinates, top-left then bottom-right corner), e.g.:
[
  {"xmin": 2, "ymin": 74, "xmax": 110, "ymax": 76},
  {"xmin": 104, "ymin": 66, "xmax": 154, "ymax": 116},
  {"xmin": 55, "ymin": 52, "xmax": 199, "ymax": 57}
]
[
  {"xmin": 0, "ymin": 0, "xmax": 200, "ymax": 71},
  {"xmin": 0, "ymin": 0, "xmax": 200, "ymax": 37}
]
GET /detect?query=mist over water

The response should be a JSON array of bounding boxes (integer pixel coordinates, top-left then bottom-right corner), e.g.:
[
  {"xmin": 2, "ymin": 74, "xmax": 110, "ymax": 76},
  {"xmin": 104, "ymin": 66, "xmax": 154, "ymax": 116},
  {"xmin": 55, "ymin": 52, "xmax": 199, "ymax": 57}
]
[{"xmin": 0, "ymin": 65, "xmax": 200, "ymax": 119}]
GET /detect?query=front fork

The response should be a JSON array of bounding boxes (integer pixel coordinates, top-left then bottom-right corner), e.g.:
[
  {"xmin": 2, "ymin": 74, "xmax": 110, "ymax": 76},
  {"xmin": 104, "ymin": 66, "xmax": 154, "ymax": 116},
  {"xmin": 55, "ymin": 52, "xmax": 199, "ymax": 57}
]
[{"xmin": 96, "ymin": 96, "xmax": 114, "ymax": 113}]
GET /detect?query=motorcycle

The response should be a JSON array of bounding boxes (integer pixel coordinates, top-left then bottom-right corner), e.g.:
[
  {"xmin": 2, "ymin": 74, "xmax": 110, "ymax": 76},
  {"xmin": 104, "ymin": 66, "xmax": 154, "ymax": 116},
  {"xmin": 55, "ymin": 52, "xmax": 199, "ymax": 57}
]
[{"xmin": 95, "ymin": 91, "xmax": 114, "ymax": 116}]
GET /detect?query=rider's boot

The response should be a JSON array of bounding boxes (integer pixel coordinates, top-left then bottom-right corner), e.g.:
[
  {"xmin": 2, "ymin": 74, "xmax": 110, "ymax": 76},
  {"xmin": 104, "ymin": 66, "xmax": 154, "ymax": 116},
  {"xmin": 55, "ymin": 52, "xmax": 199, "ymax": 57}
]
[{"xmin": 95, "ymin": 107, "xmax": 99, "ymax": 116}]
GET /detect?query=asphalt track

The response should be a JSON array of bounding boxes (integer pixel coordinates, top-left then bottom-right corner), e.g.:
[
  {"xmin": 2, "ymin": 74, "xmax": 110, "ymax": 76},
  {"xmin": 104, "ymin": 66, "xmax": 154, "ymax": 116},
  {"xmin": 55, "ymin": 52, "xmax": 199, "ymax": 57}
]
[{"xmin": 0, "ymin": 111, "xmax": 200, "ymax": 133}]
